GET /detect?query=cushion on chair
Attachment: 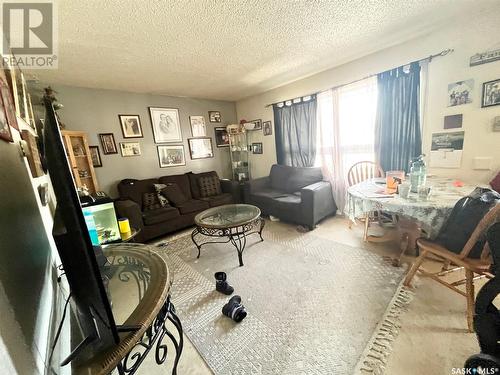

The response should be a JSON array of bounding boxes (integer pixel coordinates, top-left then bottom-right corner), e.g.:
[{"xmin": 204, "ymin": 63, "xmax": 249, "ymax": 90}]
[
  {"xmin": 188, "ymin": 171, "xmax": 220, "ymax": 199},
  {"xmin": 198, "ymin": 175, "xmax": 222, "ymax": 198},
  {"xmin": 199, "ymin": 193, "xmax": 233, "ymax": 207},
  {"xmin": 142, "ymin": 207, "xmax": 180, "ymax": 225},
  {"xmin": 142, "ymin": 192, "xmax": 162, "ymax": 211},
  {"xmin": 175, "ymin": 199, "xmax": 209, "ymax": 215},
  {"xmin": 117, "ymin": 178, "xmax": 159, "ymax": 205},
  {"xmin": 160, "ymin": 183, "xmax": 189, "ymax": 206},
  {"xmin": 158, "ymin": 174, "xmax": 193, "ymax": 199},
  {"xmin": 251, "ymin": 188, "xmax": 289, "ymax": 199},
  {"xmin": 268, "ymin": 164, "xmax": 323, "ymax": 193}
]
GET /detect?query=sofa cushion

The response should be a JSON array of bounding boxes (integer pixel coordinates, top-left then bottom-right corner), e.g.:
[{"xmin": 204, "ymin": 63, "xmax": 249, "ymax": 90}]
[
  {"xmin": 158, "ymin": 174, "xmax": 192, "ymax": 200},
  {"xmin": 175, "ymin": 199, "xmax": 209, "ymax": 215},
  {"xmin": 198, "ymin": 175, "xmax": 222, "ymax": 197},
  {"xmin": 273, "ymin": 194, "xmax": 302, "ymax": 215},
  {"xmin": 160, "ymin": 183, "xmax": 188, "ymax": 206},
  {"xmin": 199, "ymin": 193, "xmax": 233, "ymax": 207},
  {"xmin": 269, "ymin": 164, "xmax": 323, "ymax": 193},
  {"xmin": 252, "ymin": 188, "xmax": 290, "ymax": 200},
  {"xmin": 187, "ymin": 171, "xmax": 220, "ymax": 199},
  {"xmin": 142, "ymin": 192, "xmax": 162, "ymax": 211},
  {"xmin": 118, "ymin": 178, "xmax": 159, "ymax": 205},
  {"xmin": 142, "ymin": 206, "xmax": 180, "ymax": 225}
]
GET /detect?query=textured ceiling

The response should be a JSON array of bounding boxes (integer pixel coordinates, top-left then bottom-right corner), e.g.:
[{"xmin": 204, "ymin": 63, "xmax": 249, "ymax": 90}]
[{"xmin": 31, "ymin": 0, "xmax": 495, "ymax": 101}]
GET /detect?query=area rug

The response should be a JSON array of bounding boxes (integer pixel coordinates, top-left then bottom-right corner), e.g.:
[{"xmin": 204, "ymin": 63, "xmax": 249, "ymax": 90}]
[{"xmin": 156, "ymin": 221, "xmax": 412, "ymax": 374}]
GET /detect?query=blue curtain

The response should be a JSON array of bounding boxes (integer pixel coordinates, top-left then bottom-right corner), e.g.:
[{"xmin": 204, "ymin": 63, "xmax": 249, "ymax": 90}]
[
  {"xmin": 273, "ymin": 96, "xmax": 317, "ymax": 167},
  {"xmin": 375, "ymin": 62, "xmax": 422, "ymax": 173}
]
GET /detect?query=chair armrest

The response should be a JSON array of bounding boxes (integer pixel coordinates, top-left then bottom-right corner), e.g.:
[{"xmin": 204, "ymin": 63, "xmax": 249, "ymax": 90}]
[
  {"xmin": 220, "ymin": 179, "xmax": 241, "ymax": 203},
  {"xmin": 243, "ymin": 176, "xmax": 270, "ymax": 202},
  {"xmin": 300, "ymin": 181, "xmax": 337, "ymax": 228},
  {"xmin": 114, "ymin": 199, "xmax": 144, "ymax": 231}
]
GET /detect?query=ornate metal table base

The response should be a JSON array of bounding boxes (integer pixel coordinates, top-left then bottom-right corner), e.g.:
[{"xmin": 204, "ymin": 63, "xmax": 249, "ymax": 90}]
[
  {"xmin": 116, "ymin": 296, "xmax": 183, "ymax": 375},
  {"xmin": 191, "ymin": 218, "xmax": 265, "ymax": 267}
]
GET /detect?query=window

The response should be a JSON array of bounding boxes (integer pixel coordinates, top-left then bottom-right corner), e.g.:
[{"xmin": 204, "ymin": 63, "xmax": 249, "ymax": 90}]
[{"xmin": 316, "ymin": 76, "xmax": 378, "ymax": 181}]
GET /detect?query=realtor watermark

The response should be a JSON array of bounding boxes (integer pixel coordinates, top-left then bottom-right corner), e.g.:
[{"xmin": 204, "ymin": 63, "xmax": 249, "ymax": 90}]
[
  {"xmin": 452, "ymin": 368, "xmax": 499, "ymax": 375},
  {"xmin": 1, "ymin": 1, "xmax": 58, "ymax": 69}
]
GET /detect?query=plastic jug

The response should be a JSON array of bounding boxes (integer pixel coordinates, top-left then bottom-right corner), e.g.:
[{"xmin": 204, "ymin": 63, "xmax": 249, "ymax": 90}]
[{"xmin": 409, "ymin": 155, "xmax": 426, "ymax": 193}]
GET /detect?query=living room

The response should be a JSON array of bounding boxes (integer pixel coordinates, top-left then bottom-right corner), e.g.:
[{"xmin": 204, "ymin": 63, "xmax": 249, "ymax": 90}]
[{"xmin": 1, "ymin": 1, "xmax": 500, "ymax": 375}]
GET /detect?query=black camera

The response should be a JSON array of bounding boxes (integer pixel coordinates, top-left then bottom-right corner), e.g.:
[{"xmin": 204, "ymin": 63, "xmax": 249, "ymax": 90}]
[{"xmin": 222, "ymin": 295, "xmax": 247, "ymax": 323}]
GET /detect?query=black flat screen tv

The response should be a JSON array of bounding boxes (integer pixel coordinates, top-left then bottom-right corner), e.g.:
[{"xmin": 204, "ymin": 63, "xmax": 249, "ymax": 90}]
[{"xmin": 43, "ymin": 97, "xmax": 119, "ymax": 364}]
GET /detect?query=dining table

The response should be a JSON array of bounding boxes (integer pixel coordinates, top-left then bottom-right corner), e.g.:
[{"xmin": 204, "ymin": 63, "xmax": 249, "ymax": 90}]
[{"xmin": 346, "ymin": 176, "xmax": 483, "ymax": 265}]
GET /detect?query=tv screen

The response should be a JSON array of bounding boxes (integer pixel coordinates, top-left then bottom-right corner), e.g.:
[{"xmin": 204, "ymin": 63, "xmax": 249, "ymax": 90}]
[{"xmin": 43, "ymin": 97, "xmax": 119, "ymax": 365}]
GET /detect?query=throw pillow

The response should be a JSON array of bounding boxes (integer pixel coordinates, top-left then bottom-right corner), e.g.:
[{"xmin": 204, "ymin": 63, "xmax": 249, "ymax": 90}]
[
  {"xmin": 142, "ymin": 192, "xmax": 162, "ymax": 211},
  {"xmin": 153, "ymin": 183, "xmax": 169, "ymax": 207},
  {"xmin": 160, "ymin": 183, "xmax": 188, "ymax": 206},
  {"xmin": 198, "ymin": 176, "xmax": 221, "ymax": 198}
]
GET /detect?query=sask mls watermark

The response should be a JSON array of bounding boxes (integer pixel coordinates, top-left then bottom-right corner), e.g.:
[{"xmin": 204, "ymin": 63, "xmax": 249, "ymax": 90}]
[{"xmin": 1, "ymin": 1, "xmax": 58, "ymax": 69}]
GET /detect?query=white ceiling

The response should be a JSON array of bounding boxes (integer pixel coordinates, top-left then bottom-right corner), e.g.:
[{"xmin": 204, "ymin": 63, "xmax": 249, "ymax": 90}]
[{"xmin": 31, "ymin": 0, "xmax": 495, "ymax": 101}]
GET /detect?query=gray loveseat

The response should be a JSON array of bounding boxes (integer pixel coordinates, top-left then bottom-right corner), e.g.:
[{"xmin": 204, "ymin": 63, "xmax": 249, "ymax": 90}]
[{"xmin": 243, "ymin": 164, "xmax": 337, "ymax": 229}]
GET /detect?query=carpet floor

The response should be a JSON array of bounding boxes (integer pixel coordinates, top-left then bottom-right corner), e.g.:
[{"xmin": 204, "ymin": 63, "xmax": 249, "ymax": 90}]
[{"xmin": 157, "ymin": 220, "xmax": 409, "ymax": 374}]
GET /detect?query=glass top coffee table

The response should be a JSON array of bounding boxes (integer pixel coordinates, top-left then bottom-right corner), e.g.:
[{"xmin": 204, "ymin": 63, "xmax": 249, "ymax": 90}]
[{"xmin": 191, "ymin": 204, "xmax": 265, "ymax": 267}]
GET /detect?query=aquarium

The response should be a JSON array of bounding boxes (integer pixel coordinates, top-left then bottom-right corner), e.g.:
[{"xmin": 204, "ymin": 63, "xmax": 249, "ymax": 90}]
[{"xmin": 82, "ymin": 201, "xmax": 121, "ymax": 245}]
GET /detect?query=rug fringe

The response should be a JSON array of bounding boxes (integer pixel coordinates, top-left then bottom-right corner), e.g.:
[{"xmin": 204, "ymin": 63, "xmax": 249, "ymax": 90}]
[{"xmin": 354, "ymin": 282, "xmax": 414, "ymax": 375}]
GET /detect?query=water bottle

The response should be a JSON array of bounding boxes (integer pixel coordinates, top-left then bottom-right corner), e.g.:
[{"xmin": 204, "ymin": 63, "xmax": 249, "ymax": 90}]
[{"xmin": 409, "ymin": 155, "xmax": 426, "ymax": 193}]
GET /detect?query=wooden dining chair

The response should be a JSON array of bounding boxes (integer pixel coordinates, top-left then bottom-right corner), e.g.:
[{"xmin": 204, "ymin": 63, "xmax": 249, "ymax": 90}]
[
  {"xmin": 347, "ymin": 161, "xmax": 388, "ymax": 231},
  {"xmin": 347, "ymin": 161, "xmax": 384, "ymax": 187},
  {"xmin": 404, "ymin": 204, "xmax": 500, "ymax": 332}
]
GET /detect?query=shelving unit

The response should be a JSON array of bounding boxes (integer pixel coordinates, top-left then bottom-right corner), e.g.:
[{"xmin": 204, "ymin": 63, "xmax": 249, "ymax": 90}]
[
  {"xmin": 61, "ymin": 130, "xmax": 99, "ymax": 193},
  {"xmin": 227, "ymin": 125, "xmax": 250, "ymax": 182}
]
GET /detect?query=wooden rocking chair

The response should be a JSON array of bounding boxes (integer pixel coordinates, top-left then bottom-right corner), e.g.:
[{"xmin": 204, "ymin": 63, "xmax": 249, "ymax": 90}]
[{"xmin": 403, "ymin": 204, "xmax": 500, "ymax": 332}]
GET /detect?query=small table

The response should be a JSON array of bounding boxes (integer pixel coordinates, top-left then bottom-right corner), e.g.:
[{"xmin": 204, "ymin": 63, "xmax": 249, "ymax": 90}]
[
  {"xmin": 120, "ymin": 227, "xmax": 141, "ymax": 242},
  {"xmin": 74, "ymin": 243, "xmax": 183, "ymax": 375},
  {"xmin": 191, "ymin": 204, "xmax": 265, "ymax": 267}
]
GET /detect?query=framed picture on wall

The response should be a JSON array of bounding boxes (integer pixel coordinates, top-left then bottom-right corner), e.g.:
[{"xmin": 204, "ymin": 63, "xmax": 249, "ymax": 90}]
[
  {"xmin": 263, "ymin": 121, "xmax": 272, "ymax": 136},
  {"xmin": 189, "ymin": 115, "xmax": 206, "ymax": 136},
  {"xmin": 448, "ymin": 79, "xmax": 473, "ymax": 107},
  {"xmin": 188, "ymin": 137, "xmax": 214, "ymax": 159},
  {"xmin": 252, "ymin": 142, "xmax": 263, "ymax": 154},
  {"xmin": 251, "ymin": 119, "xmax": 262, "ymax": 130},
  {"xmin": 99, "ymin": 133, "xmax": 118, "ymax": 154},
  {"xmin": 157, "ymin": 145, "xmax": 186, "ymax": 167},
  {"xmin": 0, "ymin": 77, "xmax": 17, "ymax": 142},
  {"xmin": 89, "ymin": 146, "xmax": 102, "ymax": 167},
  {"xmin": 208, "ymin": 111, "xmax": 221, "ymax": 123},
  {"xmin": 0, "ymin": 81, "xmax": 13, "ymax": 142},
  {"xmin": 119, "ymin": 114, "xmax": 143, "ymax": 138},
  {"xmin": 214, "ymin": 127, "xmax": 229, "ymax": 147},
  {"xmin": 149, "ymin": 107, "xmax": 182, "ymax": 143},
  {"xmin": 481, "ymin": 78, "xmax": 500, "ymax": 108},
  {"xmin": 120, "ymin": 142, "xmax": 141, "ymax": 157}
]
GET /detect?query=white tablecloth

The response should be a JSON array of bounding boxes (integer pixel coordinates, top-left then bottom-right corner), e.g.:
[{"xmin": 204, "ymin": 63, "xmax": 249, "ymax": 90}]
[{"xmin": 346, "ymin": 177, "xmax": 481, "ymax": 238}]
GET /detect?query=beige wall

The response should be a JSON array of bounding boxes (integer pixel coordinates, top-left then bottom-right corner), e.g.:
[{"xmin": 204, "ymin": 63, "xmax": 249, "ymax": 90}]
[{"xmin": 236, "ymin": 7, "xmax": 500, "ymax": 183}]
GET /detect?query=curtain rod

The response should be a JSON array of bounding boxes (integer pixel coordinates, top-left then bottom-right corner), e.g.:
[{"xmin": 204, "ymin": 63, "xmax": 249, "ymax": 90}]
[{"xmin": 265, "ymin": 48, "xmax": 454, "ymax": 108}]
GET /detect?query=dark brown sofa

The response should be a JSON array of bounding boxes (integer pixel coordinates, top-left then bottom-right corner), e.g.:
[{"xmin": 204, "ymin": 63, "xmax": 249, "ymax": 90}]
[
  {"xmin": 243, "ymin": 164, "xmax": 336, "ymax": 229},
  {"xmin": 115, "ymin": 171, "xmax": 239, "ymax": 242}
]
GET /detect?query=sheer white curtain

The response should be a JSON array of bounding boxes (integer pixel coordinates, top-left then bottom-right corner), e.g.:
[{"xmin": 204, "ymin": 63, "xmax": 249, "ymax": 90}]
[{"xmin": 316, "ymin": 76, "xmax": 378, "ymax": 213}]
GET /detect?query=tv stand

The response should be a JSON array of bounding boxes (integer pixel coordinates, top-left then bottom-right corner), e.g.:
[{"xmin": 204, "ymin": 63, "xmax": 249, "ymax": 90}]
[{"xmin": 75, "ymin": 243, "xmax": 183, "ymax": 375}]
